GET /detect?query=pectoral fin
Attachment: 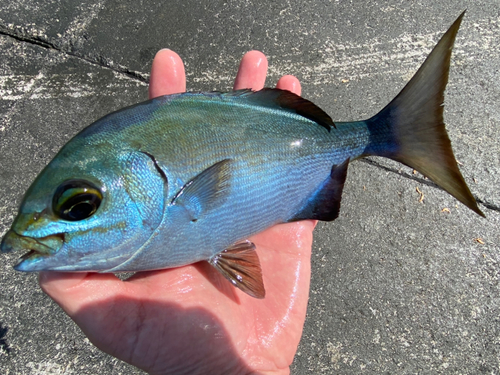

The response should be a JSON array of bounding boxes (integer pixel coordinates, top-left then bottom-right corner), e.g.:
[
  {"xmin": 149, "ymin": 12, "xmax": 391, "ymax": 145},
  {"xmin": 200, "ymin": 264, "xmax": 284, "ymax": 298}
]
[
  {"xmin": 172, "ymin": 159, "xmax": 232, "ymax": 221},
  {"xmin": 209, "ymin": 241, "xmax": 265, "ymax": 299}
]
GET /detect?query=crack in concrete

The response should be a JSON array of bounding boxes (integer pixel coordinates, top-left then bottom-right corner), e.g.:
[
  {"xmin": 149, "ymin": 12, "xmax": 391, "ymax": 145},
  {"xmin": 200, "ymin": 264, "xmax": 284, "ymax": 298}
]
[
  {"xmin": 0, "ymin": 25, "xmax": 149, "ymax": 84},
  {"xmin": 362, "ymin": 158, "xmax": 499, "ymax": 214}
]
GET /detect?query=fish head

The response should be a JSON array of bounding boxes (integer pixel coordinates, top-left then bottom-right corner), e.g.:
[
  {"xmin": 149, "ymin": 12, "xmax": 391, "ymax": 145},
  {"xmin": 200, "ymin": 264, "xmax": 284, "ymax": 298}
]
[{"xmin": 1, "ymin": 140, "xmax": 167, "ymax": 272}]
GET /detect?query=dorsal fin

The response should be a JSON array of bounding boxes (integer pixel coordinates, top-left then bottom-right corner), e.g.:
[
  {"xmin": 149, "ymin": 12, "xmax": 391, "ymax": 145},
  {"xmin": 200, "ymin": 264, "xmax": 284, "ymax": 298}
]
[{"xmin": 223, "ymin": 88, "xmax": 335, "ymax": 131}]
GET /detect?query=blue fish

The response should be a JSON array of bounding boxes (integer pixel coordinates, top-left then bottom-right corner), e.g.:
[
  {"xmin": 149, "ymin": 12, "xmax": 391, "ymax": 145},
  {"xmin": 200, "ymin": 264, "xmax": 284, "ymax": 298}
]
[{"xmin": 1, "ymin": 13, "xmax": 483, "ymax": 298}]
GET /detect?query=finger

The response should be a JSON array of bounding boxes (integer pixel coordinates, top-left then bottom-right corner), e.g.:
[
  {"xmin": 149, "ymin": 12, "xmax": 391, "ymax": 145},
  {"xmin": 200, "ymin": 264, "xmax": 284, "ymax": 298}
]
[
  {"xmin": 39, "ymin": 271, "xmax": 124, "ymax": 316},
  {"xmin": 276, "ymin": 75, "xmax": 301, "ymax": 96},
  {"xmin": 233, "ymin": 50, "xmax": 268, "ymax": 91},
  {"xmin": 148, "ymin": 49, "xmax": 186, "ymax": 99}
]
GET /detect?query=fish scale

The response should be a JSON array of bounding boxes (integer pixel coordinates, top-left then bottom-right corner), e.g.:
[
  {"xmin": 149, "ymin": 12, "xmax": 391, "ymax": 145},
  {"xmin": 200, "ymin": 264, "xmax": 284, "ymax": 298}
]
[{"xmin": 1, "ymin": 13, "xmax": 483, "ymax": 298}]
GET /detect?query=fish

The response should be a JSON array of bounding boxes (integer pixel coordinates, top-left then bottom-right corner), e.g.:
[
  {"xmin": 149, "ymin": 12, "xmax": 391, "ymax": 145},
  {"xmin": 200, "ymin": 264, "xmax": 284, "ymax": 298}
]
[{"xmin": 0, "ymin": 13, "xmax": 484, "ymax": 298}]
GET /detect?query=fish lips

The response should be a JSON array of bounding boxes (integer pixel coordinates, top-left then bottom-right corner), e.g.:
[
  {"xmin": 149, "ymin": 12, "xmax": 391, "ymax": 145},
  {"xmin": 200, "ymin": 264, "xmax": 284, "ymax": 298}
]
[{"xmin": 1, "ymin": 230, "xmax": 64, "ymax": 270}]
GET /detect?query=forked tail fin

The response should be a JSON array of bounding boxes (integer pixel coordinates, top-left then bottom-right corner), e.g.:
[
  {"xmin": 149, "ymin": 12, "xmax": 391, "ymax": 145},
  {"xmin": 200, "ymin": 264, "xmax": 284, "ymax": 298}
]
[{"xmin": 365, "ymin": 12, "xmax": 484, "ymax": 217}]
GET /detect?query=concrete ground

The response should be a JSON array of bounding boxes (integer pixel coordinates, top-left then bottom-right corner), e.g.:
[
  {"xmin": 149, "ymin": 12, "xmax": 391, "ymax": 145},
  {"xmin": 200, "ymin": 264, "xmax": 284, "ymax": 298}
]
[{"xmin": 1, "ymin": 0, "xmax": 499, "ymax": 373}]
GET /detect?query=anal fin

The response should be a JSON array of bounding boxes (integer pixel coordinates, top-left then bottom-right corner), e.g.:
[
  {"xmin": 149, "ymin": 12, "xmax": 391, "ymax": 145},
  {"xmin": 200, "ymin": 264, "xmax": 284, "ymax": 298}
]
[
  {"xmin": 290, "ymin": 158, "xmax": 349, "ymax": 222},
  {"xmin": 209, "ymin": 241, "xmax": 265, "ymax": 299}
]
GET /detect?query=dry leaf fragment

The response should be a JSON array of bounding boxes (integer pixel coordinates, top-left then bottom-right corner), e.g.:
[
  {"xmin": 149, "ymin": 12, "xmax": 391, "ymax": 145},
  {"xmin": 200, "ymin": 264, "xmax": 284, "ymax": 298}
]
[{"xmin": 416, "ymin": 187, "xmax": 425, "ymax": 203}]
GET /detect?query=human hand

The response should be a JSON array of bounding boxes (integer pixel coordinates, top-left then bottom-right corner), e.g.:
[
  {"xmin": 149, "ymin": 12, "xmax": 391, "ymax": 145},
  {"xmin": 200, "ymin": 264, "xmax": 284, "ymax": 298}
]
[{"xmin": 39, "ymin": 49, "xmax": 315, "ymax": 375}]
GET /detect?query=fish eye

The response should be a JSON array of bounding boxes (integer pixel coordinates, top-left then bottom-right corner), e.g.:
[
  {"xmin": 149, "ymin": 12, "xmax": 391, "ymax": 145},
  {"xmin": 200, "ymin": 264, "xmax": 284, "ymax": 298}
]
[{"xmin": 52, "ymin": 180, "xmax": 102, "ymax": 221}]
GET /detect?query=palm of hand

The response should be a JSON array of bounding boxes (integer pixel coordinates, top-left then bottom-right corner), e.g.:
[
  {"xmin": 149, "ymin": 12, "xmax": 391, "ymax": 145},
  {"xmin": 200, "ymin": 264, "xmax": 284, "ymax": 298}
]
[{"xmin": 40, "ymin": 50, "xmax": 314, "ymax": 375}]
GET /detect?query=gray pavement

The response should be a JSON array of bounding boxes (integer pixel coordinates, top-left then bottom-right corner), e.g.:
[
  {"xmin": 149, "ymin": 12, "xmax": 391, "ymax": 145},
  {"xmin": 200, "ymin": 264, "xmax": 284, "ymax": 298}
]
[{"xmin": 1, "ymin": 0, "xmax": 499, "ymax": 373}]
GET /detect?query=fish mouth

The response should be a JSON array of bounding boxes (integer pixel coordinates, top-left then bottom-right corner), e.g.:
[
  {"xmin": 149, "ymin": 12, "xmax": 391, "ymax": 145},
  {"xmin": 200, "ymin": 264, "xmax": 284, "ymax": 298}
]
[
  {"xmin": 17, "ymin": 249, "xmax": 44, "ymax": 263},
  {"xmin": 1, "ymin": 230, "xmax": 65, "ymax": 261}
]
